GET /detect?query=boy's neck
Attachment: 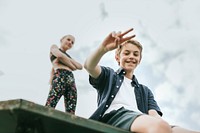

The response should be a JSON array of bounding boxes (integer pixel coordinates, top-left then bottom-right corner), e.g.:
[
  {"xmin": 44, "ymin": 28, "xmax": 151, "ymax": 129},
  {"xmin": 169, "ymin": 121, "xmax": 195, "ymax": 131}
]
[{"xmin": 125, "ymin": 72, "xmax": 134, "ymax": 79}]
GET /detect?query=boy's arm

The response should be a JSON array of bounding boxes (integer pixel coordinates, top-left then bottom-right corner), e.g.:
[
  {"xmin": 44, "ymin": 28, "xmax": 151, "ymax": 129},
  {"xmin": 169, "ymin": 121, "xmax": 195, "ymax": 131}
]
[
  {"xmin": 84, "ymin": 45, "xmax": 106, "ymax": 79},
  {"xmin": 148, "ymin": 109, "xmax": 162, "ymax": 119},
  {"xmin": 147, "ymin": 88, "xmax": 163, "ymax": 116},
  {"xmin": 84, "ymin": 28, "xmax": 135, "ymax": 78}
]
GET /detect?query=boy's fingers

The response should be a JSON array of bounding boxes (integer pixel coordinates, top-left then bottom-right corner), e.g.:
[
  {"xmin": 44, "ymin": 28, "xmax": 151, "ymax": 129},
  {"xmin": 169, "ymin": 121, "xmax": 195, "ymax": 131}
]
[
  {"xmin": 116, "ymin": 31, "xmax": 121, "ymax": 36},
  {"xmin": 111, "ymin": 31, "xmax": 116, "ymax": 37},
  {"xmin": 121, "ymin": 35, "xmax": 136, "ymax": 42},
  {"xmin": 119, "ymin": 28, "xmax": 134, "ymax": 37}
]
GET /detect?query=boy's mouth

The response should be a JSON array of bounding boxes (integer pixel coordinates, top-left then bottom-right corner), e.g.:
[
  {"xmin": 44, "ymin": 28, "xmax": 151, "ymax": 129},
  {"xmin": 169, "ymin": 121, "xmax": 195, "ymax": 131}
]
[{"xmin": 126, "ymin": 60, "xmax": 137, "ymax": 64}]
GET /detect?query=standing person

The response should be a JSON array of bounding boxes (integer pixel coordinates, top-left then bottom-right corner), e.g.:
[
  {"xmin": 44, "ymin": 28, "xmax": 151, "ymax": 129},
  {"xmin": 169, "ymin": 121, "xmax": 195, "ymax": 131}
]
[
  {"xmin": 84, "ymin": 28, "xmax": 199, "ymax": 133},
  {"xmin": 45, "ymin": 35, "xmax": 82, "ymax": 114}
]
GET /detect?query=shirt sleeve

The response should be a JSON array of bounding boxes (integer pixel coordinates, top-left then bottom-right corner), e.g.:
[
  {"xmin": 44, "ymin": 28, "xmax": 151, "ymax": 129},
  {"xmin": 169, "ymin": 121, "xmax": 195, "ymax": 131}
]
[
  {"xmin": 147, "ymin": 88, "xmax": 163, "ymax": 116},
  {"xmin": 89, "ymin": 66, "xmax": 110, "ymax": 92}
]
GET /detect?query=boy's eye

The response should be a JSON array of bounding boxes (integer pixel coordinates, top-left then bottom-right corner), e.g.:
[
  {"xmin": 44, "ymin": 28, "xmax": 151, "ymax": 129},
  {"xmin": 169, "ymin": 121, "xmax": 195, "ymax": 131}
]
[
  {"xmin": 124, "ymin": 52, "xmax": 129, "ymax": 55},
  {"xmin": 134, "ymin": 52, "xmax": 139, "ymax": 56}
]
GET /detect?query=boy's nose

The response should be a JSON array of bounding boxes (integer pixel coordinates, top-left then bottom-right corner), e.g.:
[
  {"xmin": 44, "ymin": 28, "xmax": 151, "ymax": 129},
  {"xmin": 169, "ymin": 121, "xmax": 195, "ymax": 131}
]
[{"xmin": 129, "ymin": 54, "xmax": 134, "ymax": 58}]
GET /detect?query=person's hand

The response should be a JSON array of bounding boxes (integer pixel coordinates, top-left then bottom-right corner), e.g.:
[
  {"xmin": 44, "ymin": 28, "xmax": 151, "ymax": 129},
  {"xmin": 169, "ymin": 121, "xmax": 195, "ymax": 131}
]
[{"xmin": 101, "ymin": 28, "xmax": 136, "ymax": 52}]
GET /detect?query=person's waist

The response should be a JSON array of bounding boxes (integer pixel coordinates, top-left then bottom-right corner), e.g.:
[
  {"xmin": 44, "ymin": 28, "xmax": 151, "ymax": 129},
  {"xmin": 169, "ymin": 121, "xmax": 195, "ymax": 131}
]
[
  {"xmin": 104, "ymin": 104, "xmax": 141, "ymax": 116},
  {"xmin": 104, "ymin": 104, "xmax": 124, "ymax": 116},
  {"xmin": 54, "ymin": 68, "xmax": 71, "ymax": 73}
]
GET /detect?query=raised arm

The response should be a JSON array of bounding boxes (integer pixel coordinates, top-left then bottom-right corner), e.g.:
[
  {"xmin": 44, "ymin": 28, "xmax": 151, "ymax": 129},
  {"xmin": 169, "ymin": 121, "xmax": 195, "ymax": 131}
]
[
  {"xmin": 50, "ymin": 44, "xmax": 77, "ymax": 70},
  {"xmin": 84, "ymin": 28, "xmax": 135, "ymax": 78},
  {"xmin": 83, "ymin": 44, "xmax": 106, "ymax": 78}
]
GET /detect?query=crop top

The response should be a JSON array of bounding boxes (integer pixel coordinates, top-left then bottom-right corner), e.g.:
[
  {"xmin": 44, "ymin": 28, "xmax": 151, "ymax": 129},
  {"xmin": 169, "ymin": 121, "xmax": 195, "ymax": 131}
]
[{"xmin": 50, "ymin": 49, "xmax": 71, "ymax": 62}]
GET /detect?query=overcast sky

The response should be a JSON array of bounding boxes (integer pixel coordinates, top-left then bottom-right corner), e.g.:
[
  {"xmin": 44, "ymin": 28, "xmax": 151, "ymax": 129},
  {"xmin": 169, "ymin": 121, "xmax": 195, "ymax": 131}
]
[{"xmin": 0, "ymin": 0, "xmax": 200, "ymax": 131}]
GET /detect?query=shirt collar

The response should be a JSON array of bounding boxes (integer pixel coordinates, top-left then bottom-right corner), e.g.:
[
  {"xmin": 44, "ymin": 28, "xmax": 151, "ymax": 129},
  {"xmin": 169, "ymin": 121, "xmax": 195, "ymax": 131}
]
[
  {"xmin": 116, "ymin": 67, "xmax": 126, "ymax": 75},
  {"xmin": 131, "ymin": 75, "xmax": 140, "ymax": 88},
  {"xmin": 116, "ymin": 68, "xmax": 139, "ymax": 88}
]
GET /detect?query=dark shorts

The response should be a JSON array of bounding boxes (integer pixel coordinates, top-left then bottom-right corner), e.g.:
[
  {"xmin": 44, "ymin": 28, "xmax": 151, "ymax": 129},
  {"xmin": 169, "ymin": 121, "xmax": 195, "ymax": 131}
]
[{"xmin": 100, "ymin": 107, "xmax": 142, "ymax": 131}]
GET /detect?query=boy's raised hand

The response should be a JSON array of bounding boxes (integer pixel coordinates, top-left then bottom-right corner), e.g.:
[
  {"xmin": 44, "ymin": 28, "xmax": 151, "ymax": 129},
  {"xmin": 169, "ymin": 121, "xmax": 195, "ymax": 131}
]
[{"xmin": 101, "ymin": 28, "xmax": 136, "ymax": 52}]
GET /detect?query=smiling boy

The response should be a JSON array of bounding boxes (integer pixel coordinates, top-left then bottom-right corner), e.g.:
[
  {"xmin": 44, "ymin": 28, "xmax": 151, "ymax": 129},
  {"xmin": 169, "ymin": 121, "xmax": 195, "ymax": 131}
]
[{"xmin": 84, "ymin": 28, "xmax": 199, "ymax": 133}]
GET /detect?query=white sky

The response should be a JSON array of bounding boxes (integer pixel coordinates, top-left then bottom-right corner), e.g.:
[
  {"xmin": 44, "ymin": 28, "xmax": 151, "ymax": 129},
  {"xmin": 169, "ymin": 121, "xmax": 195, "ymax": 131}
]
[{"xmin": 0, "ymin": 0, "xmax": 200, "ymax": 131}]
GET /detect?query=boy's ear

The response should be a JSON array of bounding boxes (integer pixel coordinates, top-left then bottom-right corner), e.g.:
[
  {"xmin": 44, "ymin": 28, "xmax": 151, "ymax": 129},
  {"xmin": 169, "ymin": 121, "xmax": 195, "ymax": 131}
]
[
  {"xmin": 138, "ymin": 56, "xmax": 142, "ymax": 64},
  {"xmin": 115, "ymin": 55, "xmax": 120, "ymax": 65},
  {"xmin": 115, "ymin": 55, "xmax": 118, "ymax": 61}
]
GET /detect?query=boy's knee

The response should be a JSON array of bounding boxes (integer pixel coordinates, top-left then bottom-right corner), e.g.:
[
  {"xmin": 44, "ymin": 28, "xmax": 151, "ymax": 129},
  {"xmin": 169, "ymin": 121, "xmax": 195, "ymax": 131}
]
[{"xmin": 149, "ymin": 119, "xmax": 172, "ymax": 133}]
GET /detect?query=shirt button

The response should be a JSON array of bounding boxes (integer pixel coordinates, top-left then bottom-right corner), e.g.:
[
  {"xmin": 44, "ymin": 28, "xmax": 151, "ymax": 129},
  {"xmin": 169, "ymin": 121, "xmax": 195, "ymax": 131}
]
[
  {"xmin": 111, "ymin": 95, "xmax": 114, "ymax": 98},
  {"xmin": 106, "ymin": 105, "xmax": 108, "ymax": 108},
  {"xmin": 119, "ymin": 80, "xmax": 122, "ymax": 82},
  {"xmin": 116, "ymin": 86, "xmax": 119, "ymax": 88}
]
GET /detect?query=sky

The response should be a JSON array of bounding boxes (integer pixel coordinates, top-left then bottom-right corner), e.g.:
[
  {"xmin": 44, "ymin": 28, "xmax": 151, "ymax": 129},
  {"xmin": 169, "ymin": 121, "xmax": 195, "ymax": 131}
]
[{"xmin": 0, "ymin": 0, "xmax": 200, "ymax": 131}]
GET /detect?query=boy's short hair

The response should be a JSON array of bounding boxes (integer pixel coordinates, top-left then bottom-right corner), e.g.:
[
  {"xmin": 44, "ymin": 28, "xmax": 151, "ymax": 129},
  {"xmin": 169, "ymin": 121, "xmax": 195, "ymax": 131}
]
[{"xmin": 115, "ymin": 39, "xmax": 143, "ymax": 58}]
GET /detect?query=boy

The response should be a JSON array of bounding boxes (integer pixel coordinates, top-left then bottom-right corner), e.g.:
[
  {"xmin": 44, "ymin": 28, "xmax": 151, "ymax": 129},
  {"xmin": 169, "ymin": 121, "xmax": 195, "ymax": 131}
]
[{"xmin": 84, "ymin": 28, "xmax": 199, "ymax": 133}]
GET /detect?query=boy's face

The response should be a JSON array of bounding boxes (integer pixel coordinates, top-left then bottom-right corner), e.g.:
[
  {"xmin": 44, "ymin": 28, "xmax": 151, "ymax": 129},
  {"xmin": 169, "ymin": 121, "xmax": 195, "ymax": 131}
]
[{"xmin": 116, "ymin": 43, "xmax": 141, "ymax": 72}]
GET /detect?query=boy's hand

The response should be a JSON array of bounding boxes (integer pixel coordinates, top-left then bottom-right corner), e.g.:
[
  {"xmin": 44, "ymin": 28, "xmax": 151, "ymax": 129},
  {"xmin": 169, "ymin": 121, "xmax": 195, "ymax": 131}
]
[{"xmin": 101, "ymin": 28, "xmax": 136, "ymax": 52}]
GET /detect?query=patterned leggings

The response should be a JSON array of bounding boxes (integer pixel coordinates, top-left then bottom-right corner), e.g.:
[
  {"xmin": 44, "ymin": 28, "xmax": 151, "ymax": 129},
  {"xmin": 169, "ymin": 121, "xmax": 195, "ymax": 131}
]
[{"xmin": 45, "ymin": 69, "xmax": 77, "ymax": 114}]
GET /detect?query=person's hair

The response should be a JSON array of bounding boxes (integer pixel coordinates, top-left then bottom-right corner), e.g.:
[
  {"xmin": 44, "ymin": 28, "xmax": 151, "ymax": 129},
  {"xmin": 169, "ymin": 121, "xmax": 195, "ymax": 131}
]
[
  {"xmin": 60, "ymin": 34, "xmax": 74, "ymax": 43},
  {"xmin": 115, "ymin": 39, "xmax": 143, "ymax": 65}
]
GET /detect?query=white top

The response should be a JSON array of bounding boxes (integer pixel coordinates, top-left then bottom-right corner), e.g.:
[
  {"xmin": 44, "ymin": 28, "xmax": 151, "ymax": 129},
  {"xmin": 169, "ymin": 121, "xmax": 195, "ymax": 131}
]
[{"xmin": 104, "ymin": 77, "xmax": 141, "ymax": 115}]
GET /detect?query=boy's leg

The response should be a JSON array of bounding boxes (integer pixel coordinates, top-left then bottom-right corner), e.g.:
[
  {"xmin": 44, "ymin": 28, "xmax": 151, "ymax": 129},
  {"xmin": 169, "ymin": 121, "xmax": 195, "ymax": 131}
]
[
  {"xmin": 172, "ymin": 126, "xmax": 200, "ymax": 133},
  {"xmin": 130, "ymin": 115, "xmax": 172, "ymax": 133}
]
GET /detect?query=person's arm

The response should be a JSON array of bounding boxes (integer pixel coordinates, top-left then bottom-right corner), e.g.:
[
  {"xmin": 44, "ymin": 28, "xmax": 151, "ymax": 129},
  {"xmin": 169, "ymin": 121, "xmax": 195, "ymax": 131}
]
[
  {"xmin": 84, "ymin": 45, "xmax": 106, "ymax": 78},
  {"xmin": 147, "ymin": 87, "xmax": 163, "ymax": 116},
  {"xmin": 148, "ymin": 109, "xmax": 162, "ymax": 119},
  {"xmin": 50, "ymin": 44, "xmax": 77, "ymax": 70},
  {"xmin": 84, "ymin": 28, "xmax": 135, "ymax": 78},
  {"xmin": 70, "ymin": 58, "xmax": 83, "ymax": 70}
]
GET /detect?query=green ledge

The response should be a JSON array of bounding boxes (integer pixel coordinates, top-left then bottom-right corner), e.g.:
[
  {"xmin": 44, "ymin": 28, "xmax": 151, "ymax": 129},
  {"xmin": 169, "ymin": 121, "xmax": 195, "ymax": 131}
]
[{"xmin": 0, "ymin": 99, "xmax": 131, "ymax": 133}]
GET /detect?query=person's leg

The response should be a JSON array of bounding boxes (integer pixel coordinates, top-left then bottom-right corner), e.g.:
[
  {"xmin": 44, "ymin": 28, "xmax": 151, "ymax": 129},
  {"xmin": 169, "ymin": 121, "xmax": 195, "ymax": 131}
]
[
  {"xmin": 45, "ymin": 73, "xmax": 63, "ymax": 108},
  {"xmin": 130, "ymin": 115, "xmax": 172, "ymax": 133},
  {"xmin": 172, "ymin": 126, "xmax": 200, "ymax": 133},
  {"xmin": 63, "ymin": 72, "xmax": 77, "ymax": 114}
]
